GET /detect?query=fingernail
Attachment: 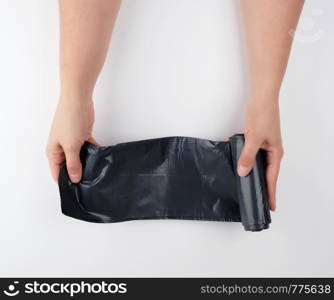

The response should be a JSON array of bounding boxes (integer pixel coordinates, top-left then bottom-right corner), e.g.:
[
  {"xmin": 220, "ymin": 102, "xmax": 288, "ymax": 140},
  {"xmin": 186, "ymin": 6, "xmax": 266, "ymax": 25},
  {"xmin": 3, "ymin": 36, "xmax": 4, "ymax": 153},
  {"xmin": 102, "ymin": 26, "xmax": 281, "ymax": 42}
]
[
  {"xmin": 70, "ymin": 174, "xmax": 80, "ymax": 182},
  {"xmin": 237, "ymin": 165, "xmax": 249, "ymax": 177}
]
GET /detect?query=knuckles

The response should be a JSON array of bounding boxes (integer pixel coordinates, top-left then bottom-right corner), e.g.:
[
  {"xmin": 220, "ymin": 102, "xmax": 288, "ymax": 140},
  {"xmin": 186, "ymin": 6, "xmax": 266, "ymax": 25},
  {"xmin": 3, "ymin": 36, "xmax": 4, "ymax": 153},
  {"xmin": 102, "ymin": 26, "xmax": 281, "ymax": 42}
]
[{"xmin": 62, "ymin": 144, "xmax": 81, "ymax": 154}]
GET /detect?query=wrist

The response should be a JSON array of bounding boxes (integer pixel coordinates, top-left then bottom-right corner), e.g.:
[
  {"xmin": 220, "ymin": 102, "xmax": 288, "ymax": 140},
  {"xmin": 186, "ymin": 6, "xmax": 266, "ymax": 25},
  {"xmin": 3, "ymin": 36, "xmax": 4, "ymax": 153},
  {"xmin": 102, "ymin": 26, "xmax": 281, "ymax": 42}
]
[
  {"xmin": 59, "ymin": 86, "xmax": 93, "ymax": 104},
  {"xmin": 249, "ymin": 88, "xmax": 280, "ymax": 103},
  {"xmin": 249, "ymin": 79, "xmax": 282, "ymax": 101}
]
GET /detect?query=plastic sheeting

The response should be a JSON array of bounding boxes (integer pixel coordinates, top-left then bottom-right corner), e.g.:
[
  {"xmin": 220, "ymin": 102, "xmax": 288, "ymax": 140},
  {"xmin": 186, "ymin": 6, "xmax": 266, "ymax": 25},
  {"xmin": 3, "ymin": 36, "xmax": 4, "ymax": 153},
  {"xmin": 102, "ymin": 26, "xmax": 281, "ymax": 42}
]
[{"xmin": 58, "ymin": 134, "xmax": 271, "ymax": 231}]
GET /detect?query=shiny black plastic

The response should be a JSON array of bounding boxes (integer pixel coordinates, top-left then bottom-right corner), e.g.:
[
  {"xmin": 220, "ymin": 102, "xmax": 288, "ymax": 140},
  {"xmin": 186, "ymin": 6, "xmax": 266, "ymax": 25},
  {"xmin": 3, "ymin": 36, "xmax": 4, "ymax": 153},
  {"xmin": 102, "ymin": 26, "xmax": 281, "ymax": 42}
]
[{"xmin": 59, "ymin": 134, "xmax": 271, "ymax": 231}]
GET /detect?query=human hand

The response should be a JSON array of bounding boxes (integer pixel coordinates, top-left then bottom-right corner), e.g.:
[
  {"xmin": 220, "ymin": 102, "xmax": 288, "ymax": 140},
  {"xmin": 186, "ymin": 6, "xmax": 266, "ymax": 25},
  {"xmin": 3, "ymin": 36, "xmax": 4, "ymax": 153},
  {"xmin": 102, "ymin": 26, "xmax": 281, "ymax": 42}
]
[
  {"xmin": 46, "ymin": 97, "xmax": 99, "ymax": 183},
  {"xmin": 237, "ymin": 96, "xmax": 284, "ymax": 211}
]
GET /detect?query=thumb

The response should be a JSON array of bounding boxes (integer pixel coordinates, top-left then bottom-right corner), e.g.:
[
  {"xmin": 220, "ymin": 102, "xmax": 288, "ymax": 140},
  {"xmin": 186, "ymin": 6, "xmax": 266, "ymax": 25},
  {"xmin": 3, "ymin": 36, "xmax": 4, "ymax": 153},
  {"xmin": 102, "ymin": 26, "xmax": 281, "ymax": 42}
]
[
  {"xmin": 64, "ymin": 146, "xmax": 82, "ymax": 183},
  {"xmin": 237, "ymin": 137, "xmax": 260, "ymax": 177}
]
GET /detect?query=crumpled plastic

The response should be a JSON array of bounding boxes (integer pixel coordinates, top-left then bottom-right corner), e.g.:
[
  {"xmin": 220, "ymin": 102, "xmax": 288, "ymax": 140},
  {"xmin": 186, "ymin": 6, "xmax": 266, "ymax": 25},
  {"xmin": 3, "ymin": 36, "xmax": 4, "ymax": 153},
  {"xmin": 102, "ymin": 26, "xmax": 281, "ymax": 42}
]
[{"xmin": 59, "ymin": 134, "xmax": 271, "ymax": 231}]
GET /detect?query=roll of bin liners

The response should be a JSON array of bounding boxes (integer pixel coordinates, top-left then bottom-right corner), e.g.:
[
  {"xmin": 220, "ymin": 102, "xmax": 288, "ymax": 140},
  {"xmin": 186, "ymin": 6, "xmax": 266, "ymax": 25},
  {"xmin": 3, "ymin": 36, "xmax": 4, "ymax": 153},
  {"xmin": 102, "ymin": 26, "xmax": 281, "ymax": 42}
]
[{"xmin": 59, "ymin": 134, "xmax": 271, "ymax": 231}]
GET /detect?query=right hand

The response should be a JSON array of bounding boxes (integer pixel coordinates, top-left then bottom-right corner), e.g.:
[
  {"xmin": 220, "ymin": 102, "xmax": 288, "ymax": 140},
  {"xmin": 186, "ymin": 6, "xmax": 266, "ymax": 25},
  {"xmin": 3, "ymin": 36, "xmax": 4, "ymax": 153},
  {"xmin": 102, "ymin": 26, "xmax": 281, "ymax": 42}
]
[
  {"xmin": 237, "ymin": 97, "xmax": 284, "ymax": 211},
  {"xmin": 46, "ymin": 97, "xmax": 99, "ymax": 183}
]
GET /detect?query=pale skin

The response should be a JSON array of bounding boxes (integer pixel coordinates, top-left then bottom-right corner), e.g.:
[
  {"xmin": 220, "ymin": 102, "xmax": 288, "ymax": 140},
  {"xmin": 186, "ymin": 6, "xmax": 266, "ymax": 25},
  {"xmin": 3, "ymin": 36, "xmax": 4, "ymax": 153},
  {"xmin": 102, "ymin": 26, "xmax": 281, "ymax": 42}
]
[{"xmin": 47, "ymin": 0, "xmax": 304, "ymax": 211}]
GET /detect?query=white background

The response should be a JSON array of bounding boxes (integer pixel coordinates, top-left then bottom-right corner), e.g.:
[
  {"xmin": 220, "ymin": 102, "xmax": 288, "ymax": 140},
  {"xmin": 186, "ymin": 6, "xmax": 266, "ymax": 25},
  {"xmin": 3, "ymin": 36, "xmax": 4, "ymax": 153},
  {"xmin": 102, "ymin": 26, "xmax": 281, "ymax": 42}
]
[{"xmin": 0, "ymin": 0, "xmax": 333, "ymax": 277}]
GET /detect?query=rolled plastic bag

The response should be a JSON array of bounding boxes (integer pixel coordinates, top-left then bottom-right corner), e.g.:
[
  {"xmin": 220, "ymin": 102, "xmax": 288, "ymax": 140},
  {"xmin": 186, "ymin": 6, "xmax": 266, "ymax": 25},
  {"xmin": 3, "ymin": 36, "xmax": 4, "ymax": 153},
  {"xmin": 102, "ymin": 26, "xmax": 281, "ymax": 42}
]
[
  {"xmin": 59, "ymin": 134, "xmax": 271, "ymax": 231},
  {"xmin": 230, "ymin": 135, "xmax": 271, "ymax": 231}
]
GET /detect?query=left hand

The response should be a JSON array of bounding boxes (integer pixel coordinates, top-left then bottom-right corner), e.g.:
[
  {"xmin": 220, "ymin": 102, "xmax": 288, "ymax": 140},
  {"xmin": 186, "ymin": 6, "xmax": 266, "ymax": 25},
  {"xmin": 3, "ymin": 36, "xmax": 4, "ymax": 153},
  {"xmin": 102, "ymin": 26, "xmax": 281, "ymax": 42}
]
[{"xmin": 237, "ymin": 96, "xmax": 284, "ymax": 211}]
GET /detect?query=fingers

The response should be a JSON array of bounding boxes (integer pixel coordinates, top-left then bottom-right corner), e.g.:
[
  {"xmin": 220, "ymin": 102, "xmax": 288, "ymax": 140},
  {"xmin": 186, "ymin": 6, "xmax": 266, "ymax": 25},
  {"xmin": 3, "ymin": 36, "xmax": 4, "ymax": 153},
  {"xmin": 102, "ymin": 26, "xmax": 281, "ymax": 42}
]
[
  {"xmin": 236, "ymin": 132, "xmax": 284, "ymax": 211},
  {"xmin": 47, "ymin": 137, "xmax": 99, "ymax": 183},
  {"xmin": 48, "ymin": 152, "xmax": 65, "ymax": 183},
  {"xmin": 63, "ymin": 144, "xmax": 82, "ymax": 183},
  {"xmin": 46, "ymin": 143, "xmax": 65, "ymax": 183},
  {"xmin": 265, "ymin": 147, "xmax": 284, "ymax": 211},
  {"xmin": 87, "ymin": 136, "xmax": 100, "ymax": 147},
  {"xmin": 47, "ymin": 142, "xmax": 82, "ymax": 183},
  {"xmin": 237, "ymin": 135, "xmax": 261, "ymax": 177}
]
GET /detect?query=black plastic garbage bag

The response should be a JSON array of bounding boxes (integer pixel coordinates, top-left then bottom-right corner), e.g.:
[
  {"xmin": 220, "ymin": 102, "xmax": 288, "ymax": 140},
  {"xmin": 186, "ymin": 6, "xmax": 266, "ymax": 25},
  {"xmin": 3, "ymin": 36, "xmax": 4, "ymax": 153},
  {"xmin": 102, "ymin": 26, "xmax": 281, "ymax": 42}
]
[{"xmin": 59, "ymin": 134, "xmax": 271, "ymax": 231}]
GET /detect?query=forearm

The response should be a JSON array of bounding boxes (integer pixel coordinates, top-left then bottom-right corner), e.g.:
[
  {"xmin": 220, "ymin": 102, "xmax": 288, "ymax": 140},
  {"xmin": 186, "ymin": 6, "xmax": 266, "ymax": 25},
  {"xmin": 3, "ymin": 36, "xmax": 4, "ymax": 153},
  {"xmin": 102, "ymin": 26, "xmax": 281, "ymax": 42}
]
[
  {"xmin": 240, "ymin": 0, "xmax": 304, "ymax": 100},
  {"xmin": 47, "ymin": 0, "xmax": 121, "ymax": 183},
  {"xmin": 238, "ymin": 1, "xmax": 304, "ymax": 209},
  {"xmin": 59, "ymin": 0, "xmax": 121, "ymax": 100}
]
